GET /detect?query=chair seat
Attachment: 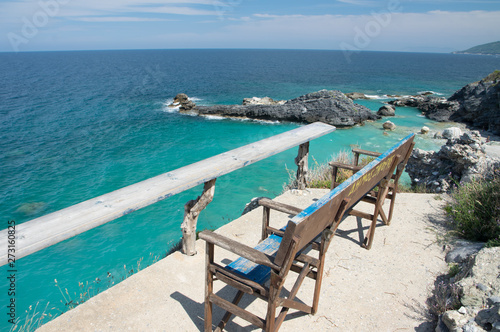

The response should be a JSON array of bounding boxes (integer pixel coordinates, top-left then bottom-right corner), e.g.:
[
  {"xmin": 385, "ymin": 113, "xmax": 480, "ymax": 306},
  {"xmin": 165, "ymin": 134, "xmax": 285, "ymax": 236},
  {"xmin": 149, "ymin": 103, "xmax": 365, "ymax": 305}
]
[{"xmin": 226, "ymin": 234, "xmax": 283, "ymax": 284}]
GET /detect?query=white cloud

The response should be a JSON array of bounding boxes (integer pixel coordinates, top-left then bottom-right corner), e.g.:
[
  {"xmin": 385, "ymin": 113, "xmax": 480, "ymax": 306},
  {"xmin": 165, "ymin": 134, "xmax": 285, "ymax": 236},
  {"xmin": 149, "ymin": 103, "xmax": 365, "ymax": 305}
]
[
  {"xmin": 336, "ymin": 0, "xmax": 378, "ymax": 6},
  {"xmin": 1, "ymin": 0, "xmax": 499, "ymax": 53},
  {"xmin": 203, "ymin": 10, "xmax": 500, "ymax": 51},
  {"xmin": 0, "ymin": 0, "xmax": 223, "ymax": 24},
  {"xmin": 253, "ymin": 14, "xmax": 307, "ymax": 19},
  {"xmin": 72, "ymin": 17, "xmax": 171, "ymax": 22},
  {"xmin": 135, "ymin": 6, "xmax": 219, "ymax": 16}
]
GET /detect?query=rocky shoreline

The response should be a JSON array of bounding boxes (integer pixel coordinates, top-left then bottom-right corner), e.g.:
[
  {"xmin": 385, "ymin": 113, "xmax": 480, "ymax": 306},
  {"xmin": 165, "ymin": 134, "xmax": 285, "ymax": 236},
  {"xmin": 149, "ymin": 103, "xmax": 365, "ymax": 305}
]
[
  {"xmin": 406, "ymin": 129, "xmax": 500, "ymax": 193},
  {"xmin": 169, "ymin": 71, "xmax": 499, "ymax": 137},
  {"xmin": 169, "ymin": 90, "xmax": 379, "ymax": 127},
  {"xmin": 388, "ymin": 71, "xmax": 500, "ymax": 135}
]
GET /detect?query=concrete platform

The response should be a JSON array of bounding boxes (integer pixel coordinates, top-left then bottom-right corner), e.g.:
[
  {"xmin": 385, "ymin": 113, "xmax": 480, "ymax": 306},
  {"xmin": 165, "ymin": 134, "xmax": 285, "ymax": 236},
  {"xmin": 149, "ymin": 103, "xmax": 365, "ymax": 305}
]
[{"xmin": 38, "ymin": 189, "xmax": 448, "ymax": 331}]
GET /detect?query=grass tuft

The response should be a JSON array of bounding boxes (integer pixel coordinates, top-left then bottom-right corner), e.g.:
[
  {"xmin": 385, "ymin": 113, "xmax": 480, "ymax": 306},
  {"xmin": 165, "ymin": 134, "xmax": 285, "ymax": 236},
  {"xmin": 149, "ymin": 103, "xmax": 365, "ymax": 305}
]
[
  {"xmin": 444, "ymin": 170, "xmax": 500, "ymax": 246},
  {"xmin": 427, "ymin": 280, "xmax": 462, "ymax": 318}
]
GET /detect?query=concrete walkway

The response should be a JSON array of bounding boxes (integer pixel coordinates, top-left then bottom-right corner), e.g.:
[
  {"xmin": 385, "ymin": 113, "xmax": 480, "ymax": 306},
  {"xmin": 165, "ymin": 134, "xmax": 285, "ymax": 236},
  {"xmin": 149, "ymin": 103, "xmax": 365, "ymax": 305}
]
[{"xmin": 38, "ymin": 190, "xmax": 448, "ymax": 331}]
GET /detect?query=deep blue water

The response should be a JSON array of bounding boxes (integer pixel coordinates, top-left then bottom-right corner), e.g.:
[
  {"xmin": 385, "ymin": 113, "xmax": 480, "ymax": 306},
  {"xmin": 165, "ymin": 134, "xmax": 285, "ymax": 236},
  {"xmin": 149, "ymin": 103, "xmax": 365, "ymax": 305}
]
[{"xmin": 1, "ymin": 49, "xmax": 499, "ymax": 330}]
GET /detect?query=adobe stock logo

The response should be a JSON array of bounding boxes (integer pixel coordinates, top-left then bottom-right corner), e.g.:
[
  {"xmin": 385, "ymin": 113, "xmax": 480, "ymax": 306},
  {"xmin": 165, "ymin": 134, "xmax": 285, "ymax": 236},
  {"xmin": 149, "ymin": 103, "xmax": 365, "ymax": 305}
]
[
  {"xmin": 340, "ymin": 0, "xmax": 402, "ymax": 63},
  {"xmin": 214, "ymin": 0, "xmax": 242, "ymax": 20},
  {"xmin": 7, "ymin": 0, "xmax": 70, "ymax": 52}
]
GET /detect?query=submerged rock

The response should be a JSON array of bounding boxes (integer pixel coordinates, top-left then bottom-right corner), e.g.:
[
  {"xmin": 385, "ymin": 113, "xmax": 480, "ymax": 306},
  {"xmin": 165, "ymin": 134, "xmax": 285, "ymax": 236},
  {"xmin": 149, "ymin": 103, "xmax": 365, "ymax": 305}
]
[
  {"xmin": 15, "ymin": 202, "xmax": 46, "ymax": 216},
  {"xmin": 182, "ymin": 90, "xmax": 379, "ymax": 127}
]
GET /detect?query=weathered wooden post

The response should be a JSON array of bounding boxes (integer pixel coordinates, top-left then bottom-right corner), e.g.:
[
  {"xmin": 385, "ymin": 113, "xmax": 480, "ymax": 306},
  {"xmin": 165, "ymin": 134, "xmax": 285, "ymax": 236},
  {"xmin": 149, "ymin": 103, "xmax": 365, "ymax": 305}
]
[
  {"xmin": 295, "ymin": 142, "xmax": 309, "ymax": 190},
  {"xmin": 181, "ymin": 179, "xmax": 216, "ymax": 255}
]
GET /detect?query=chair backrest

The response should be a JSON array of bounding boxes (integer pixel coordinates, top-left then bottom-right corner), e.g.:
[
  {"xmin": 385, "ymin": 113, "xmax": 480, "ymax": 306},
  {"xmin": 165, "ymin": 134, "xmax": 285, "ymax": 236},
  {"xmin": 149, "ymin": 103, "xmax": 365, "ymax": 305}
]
[{"xmin": 274, "ymin": 134, "xmax": 416, "ymax": 266}]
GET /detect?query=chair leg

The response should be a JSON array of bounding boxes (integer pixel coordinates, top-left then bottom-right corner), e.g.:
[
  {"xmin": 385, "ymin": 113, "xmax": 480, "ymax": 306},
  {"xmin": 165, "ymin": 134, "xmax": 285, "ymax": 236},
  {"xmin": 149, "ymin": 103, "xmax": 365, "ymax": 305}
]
[
  {"xmin": 265, "ymin": 302, "xmax": 277, "ymax": 332},
  {"xmin": 312, "ymin": 252, "xmax": 325, "ymax": 314},
  {"xmin": 205, "ymin": 243, "xmax": 214, "ymax": 332},
  {"xmin": 362, "ymin": 215, "xmax": 377, "ymax": 250},
  {"xmin": 215, "ymin": 291, "xmax": 244, "ymax": 332},
  {"xmin": 387, "ymin": 187, "xmax": 397, "ymax": 225}
]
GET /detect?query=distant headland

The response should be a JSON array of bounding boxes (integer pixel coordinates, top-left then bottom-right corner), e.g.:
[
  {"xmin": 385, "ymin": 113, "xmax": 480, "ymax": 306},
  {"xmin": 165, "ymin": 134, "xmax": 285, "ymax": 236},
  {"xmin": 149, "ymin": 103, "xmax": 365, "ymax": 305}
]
[{"xmin": 453, "ymin": 41, "xmax": 500, "ymax": 55}]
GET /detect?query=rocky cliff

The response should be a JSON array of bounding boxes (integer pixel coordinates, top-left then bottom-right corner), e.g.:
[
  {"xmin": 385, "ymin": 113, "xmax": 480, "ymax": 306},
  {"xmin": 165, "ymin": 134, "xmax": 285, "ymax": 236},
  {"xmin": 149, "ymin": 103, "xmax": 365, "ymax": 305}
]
[
  {"xmin": 388, "ymin": 71, "xmax": 500, "ymax": 135},
  {"xmin": 174, "ymin": 90, "xmax": 379, "ymax": 127},
  {"xmin": 448, "ymin": 71, "xmax": 500, "ymax": 134}
]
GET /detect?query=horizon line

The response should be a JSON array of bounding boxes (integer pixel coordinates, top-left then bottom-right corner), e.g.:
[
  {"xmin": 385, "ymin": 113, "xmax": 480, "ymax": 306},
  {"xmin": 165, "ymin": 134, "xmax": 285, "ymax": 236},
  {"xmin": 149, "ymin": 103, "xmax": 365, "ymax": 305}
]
[{"xmin": 0, "ymin": 47, "xmax": 477, "ymax": 55}]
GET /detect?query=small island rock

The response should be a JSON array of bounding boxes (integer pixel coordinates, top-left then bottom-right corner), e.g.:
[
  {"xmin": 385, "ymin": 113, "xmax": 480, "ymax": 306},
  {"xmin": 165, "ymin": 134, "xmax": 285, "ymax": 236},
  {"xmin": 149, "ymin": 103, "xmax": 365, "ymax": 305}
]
[
  {"xmin": 345, "ymin": 92, "xmax": 369, "ymax": 100},
  {"xmin": 377, "ymin": 105, "xmax": 395, "ymax": 116},
  {"xmin": 169, "ymin": 93, "xmax": 196, "ymax": 111},
  {"xmin": 184, "ymin": 90, "xmax": 379, "ymax": 127},
  {"xmin": 383, "ymin": 121, "xmax": 396, "ymax": 130}
]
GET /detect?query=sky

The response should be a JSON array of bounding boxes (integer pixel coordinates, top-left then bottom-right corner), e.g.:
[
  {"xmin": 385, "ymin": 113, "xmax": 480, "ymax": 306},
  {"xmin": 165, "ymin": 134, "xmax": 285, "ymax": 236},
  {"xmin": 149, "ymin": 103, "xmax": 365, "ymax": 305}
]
[{"xmin": 0, "ymin": 0, "xmax": 499, "ymax": 53}]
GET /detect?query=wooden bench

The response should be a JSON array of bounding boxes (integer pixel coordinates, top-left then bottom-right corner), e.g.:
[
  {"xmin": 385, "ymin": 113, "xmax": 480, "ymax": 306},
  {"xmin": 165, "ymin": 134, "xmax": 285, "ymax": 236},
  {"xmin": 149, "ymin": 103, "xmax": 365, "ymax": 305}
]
[
  {"xmin": 329, "ymin": 137, "xmax": 415, "ymax": 248},
  {"xmin": 199, "ymin": 134, "xmax": 415, "ymax": 331}
]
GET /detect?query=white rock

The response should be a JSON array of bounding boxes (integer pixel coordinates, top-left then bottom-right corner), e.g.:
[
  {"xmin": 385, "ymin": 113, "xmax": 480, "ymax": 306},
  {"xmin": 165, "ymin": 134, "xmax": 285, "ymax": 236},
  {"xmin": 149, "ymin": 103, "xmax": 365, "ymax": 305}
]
[
  {"xmin": 383, "ymin": 121, "xmax": 396, "ymax": 131},
  {"xmin": 443, "ymin": 127, "xmax": 462, "ymax": 139}
]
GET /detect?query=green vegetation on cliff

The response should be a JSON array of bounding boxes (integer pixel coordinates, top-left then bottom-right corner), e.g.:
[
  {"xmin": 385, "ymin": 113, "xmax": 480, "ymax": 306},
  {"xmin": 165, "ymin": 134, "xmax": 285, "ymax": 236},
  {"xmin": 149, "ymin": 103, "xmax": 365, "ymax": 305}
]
[
  {"xmin": 445, "ymin": 172, "xmax": 500, "ymax": 247},
  {"xmin": 454, "ymin": 41, "xmax": 500, "ymax": 55}
]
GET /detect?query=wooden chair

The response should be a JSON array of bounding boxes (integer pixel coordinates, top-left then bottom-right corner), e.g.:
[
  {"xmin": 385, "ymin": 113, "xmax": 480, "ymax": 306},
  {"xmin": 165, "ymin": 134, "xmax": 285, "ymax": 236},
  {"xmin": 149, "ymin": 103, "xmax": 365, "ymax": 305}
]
[
  {"xmin": 200, "ymin": 194, "xmax": 350, "ymax": 332},
  {"xmin": 329, "ymin": 138, "xmax": 415, "ymax": 249},
  {"xmin": 199, "ymin": 134, "xmax": 415, "ymax": 331}
]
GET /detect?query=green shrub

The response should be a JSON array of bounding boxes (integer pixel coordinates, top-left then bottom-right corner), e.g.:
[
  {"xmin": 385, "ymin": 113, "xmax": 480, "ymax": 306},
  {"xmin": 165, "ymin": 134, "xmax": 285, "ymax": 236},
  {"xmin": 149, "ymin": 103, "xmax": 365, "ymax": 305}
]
[{"xmin": 445, "ymin": 173, "xmax": 500, "ymax": 246}]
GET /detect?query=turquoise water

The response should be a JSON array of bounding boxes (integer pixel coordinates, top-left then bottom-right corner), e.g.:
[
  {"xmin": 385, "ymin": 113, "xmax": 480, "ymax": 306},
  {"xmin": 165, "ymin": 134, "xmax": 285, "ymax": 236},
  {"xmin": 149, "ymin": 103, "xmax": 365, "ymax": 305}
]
[{"xmin": 1, "ymin": 49, "xmax": 499, "ymax": 330}]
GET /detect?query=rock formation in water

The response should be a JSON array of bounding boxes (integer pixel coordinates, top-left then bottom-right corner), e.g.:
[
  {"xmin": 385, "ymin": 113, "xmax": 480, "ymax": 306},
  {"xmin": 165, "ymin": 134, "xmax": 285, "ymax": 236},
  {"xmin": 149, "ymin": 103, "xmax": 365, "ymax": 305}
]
[
  {"xmin": 377, "ymin": 105, "xmax": 395, "ymax": 116},
  {"xmin": 388, "ymin": 95, "xmax": 460, "ymax": 122},
  {"xmin": 382, "ymin": 121, "xmax": 396, "ymax": 130},
  {"xmin": 388, "ymin": 71, "xmax": 500, "ymax": 134},
  {"xmin": 177, "ymin": 90, "xmax": 379, "ymax": 127},
  {"xmin": 447, "ymin": 71, "xmax": 500, "ymax": 134},
  {"xmin": 169, "ymin": 93, "xmax": 196, "ymax": 112},
  {"xmin": 345, "ymin": 92, "xmax": 369, "ymax": 100}
]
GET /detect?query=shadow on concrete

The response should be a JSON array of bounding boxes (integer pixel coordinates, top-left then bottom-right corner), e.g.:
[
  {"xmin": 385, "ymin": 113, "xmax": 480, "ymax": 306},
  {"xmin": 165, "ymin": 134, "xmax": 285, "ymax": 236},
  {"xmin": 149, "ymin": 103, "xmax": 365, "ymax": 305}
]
[
  {"xmin": 334, "ymin": 216, "xmax": 385, "ymax": 247},
  {"xmin": 171, "ymin": 281, "xmax": 309, "ymax": 331}
]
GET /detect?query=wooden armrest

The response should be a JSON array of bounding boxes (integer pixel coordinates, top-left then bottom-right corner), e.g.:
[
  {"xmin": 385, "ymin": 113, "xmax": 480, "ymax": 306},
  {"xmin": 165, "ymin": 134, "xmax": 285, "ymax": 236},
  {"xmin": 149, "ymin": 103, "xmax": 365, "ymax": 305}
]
[
  {"xmin": 199, "ymin": 230, "xmax": 280, "ymax": 270},
  {"xmin": 259, "ymin": 198, "xmax": 302, "ymax": 215},
  {"xmin": 328, "ymin": 162, "xmax": 363, "ymax": 172},
  {"xmin": 352, "ymin": 148, "xmax": 382, "ymax": 158}
]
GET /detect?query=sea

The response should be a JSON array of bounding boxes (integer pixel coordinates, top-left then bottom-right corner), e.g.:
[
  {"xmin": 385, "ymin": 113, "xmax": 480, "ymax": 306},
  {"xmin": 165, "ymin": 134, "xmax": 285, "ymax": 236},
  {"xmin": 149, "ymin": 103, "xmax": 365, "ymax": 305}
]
[{"xmin": 1, "ymin": 49, "xmax": 499, "ymax": 330}]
